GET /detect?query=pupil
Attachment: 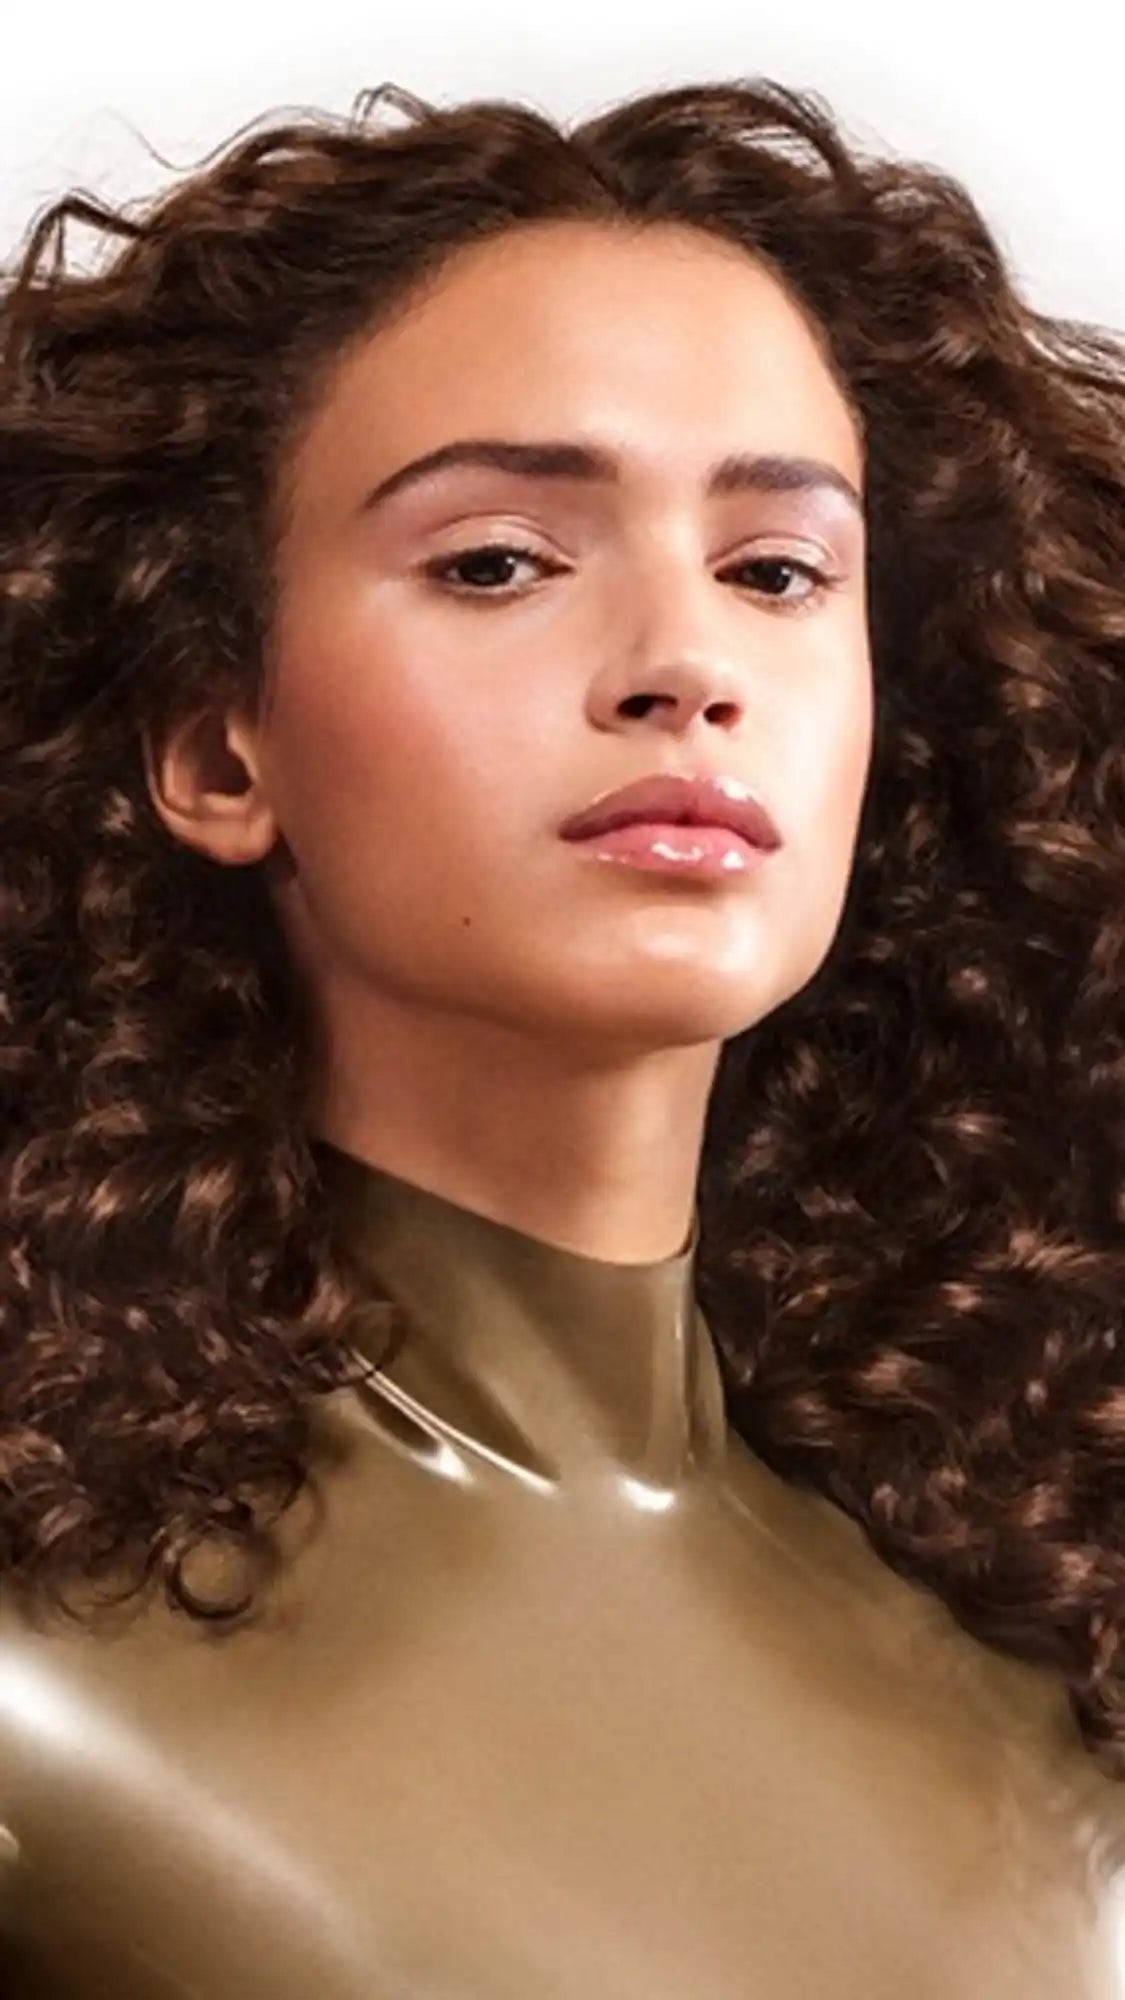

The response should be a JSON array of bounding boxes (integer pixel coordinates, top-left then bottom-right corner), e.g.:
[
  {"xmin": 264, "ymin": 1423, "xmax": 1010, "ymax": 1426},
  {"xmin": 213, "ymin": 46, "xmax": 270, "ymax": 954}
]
[{"xmin": 465, "ymin": 550, "xmax": 513, "ymax": 585}]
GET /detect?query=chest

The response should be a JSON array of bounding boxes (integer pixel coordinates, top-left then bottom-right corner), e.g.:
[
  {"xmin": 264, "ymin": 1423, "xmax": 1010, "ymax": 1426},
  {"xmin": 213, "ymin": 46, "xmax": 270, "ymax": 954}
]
[{"xmin": 0, "ymin": 1444, "xmax": 1121, "ymax": 2000}]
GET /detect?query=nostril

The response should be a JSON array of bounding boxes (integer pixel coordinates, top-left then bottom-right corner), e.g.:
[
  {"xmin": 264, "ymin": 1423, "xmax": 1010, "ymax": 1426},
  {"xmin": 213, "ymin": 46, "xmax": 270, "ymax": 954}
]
[{"xmin": 620, "ymin": 692, "xmax": 680, "ymax": 717}]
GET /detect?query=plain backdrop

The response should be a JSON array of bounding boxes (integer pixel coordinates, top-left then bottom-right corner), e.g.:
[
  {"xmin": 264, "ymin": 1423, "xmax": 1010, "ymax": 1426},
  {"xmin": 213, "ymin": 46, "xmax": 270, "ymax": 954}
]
[{"xmin": 1, "ymin": 0, "xmax": 1122, "ymax": 332}]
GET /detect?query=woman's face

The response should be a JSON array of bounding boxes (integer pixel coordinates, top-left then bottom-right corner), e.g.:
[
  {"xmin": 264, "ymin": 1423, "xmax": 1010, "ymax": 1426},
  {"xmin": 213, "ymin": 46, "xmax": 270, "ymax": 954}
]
[{"xmin": 247, "ymin": 219, "xmax": 872, "ymax": 1053}]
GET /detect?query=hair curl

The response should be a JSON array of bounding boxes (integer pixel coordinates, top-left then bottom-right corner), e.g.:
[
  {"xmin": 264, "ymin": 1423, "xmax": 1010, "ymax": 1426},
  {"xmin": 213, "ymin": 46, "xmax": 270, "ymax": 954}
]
[{"xmin": 3, "ymin": 77, "xmax": 1125, "ymax": 1774}]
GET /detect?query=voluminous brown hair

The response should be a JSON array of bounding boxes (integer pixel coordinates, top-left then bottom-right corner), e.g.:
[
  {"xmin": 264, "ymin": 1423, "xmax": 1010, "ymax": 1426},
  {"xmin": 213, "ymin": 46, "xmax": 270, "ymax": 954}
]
[{"xmin": 3, "ymin": 78, "xmax": 1125, "ymax": 1772}]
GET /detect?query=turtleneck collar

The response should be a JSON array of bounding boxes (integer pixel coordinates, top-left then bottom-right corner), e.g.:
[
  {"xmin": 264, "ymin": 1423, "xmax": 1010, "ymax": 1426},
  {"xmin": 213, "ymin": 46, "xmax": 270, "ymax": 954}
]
[{"xmin": 311, "ymin": 1138, "xmax": 728, "ymax": 1497}]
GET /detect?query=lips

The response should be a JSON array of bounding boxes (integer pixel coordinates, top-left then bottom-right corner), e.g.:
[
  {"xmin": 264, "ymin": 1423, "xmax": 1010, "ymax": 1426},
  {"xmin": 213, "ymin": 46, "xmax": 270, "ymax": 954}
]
[{"xmin": 558, "ymin": 772, "xmax": 783, "ymax": 851}]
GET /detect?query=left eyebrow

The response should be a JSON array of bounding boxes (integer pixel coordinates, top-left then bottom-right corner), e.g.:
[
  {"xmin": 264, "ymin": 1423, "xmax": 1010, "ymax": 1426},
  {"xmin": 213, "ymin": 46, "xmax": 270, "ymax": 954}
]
[{"xmin": 359, "ymin": 437, "xmax": 865, "ymax": 520}]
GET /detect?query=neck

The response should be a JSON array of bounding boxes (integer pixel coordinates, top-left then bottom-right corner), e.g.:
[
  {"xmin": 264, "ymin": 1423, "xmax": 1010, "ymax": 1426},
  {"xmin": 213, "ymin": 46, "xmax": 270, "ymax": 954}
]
[
  {"xmin": 308, "ymin": 1001, "xmax": 721, "ymax": 1264},
  {"xmin": 312, "ymin": 1138, "xmax": 726, "ymax": 1491}
]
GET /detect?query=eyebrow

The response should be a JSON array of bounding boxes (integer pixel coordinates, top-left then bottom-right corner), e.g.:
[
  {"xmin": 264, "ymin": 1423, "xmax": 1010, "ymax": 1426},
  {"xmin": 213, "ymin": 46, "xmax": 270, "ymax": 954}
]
[{"xmin": 359, "ymin": 437, "xmax": 865, "ymax": 519}]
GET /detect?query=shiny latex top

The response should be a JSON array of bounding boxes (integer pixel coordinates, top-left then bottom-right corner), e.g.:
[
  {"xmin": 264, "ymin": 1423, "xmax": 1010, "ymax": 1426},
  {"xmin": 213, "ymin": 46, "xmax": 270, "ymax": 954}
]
[{"xmin": 1, "ymin": 1136, "xmax": 1123, "ymax": 1998}]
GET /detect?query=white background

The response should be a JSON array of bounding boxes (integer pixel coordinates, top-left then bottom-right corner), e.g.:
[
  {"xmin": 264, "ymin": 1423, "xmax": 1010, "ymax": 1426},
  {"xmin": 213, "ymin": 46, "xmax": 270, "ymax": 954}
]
[{"xmin": 0, "ymin": 0, "xmax": 1122, "ymax": 330}]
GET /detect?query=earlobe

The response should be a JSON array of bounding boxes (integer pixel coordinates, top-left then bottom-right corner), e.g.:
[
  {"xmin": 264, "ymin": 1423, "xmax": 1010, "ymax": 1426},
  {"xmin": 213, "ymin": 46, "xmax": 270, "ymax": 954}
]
[{"xmin": 142, "ymin": 710, "xmax": 279, "ymax": 867}]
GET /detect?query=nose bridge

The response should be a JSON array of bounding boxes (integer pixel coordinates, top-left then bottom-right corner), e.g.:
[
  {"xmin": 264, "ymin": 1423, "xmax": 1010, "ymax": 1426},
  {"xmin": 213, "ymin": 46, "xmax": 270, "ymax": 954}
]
[
  {"xmin": 629, "ymin": 512, "xmax": 714, "ymax": 641},
  {"xmin": 596, "ymin": 526, "xmax": 745, "ymax": 726}
]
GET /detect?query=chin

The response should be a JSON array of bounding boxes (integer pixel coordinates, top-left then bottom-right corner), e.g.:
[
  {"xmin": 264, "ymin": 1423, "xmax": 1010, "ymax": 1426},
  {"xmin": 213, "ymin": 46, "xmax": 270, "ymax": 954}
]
[
  {"xmin": 476, "ymin": 959, "xmax": 790, "ymax": 1050},
  {"xmin": 565, "ymin": 991, "xmax": 775, "ymax": 1053}
]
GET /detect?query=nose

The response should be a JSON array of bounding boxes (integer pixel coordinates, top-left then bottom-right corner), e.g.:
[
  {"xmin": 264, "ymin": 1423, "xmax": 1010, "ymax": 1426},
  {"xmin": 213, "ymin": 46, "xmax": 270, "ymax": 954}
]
[
  {"xmin": 586, "ymin": 564, "xmax": 749, "ymax": 738},
  {"xmin": 611, "ymin": 661, "xmax": 743, "ymax": 734}
]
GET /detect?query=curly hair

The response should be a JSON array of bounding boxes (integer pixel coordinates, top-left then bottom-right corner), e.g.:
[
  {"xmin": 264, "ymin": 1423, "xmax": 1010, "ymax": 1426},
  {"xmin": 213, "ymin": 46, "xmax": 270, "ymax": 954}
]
[{"xmin": 3, "ymin": 76, "xmax": 1125, "ymax": 1774}]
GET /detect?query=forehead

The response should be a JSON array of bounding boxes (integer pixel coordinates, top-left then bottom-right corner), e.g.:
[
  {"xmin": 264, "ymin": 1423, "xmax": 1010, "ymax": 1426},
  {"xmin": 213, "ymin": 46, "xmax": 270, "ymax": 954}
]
[{"xmin": 289, "ymin": 220, "xmax": 863, "ymax": 513}]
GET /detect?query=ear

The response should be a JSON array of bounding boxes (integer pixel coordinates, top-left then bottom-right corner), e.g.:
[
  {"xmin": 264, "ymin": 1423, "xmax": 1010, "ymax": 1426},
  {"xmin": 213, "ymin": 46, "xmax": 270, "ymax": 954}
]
[{"xmin": 143, "ymin": 708, "xmax": 278, "ymax": 867}]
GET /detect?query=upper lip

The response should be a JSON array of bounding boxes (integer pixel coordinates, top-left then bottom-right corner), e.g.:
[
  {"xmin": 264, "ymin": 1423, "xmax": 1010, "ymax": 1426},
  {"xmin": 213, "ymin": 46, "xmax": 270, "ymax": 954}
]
[{"xmin": 559, "ymin": 771, "xmax": 783, "ymax": 850}]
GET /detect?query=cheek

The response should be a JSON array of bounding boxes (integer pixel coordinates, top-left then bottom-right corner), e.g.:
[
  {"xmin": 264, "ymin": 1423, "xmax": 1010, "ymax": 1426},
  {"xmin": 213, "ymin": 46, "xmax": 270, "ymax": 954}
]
[
  {"xmin": 263, "ymin": 638, "xmax": 537, "ymax": 936},
  {"xmin": 264, "ymin": 673, "xmax": 476, "ymax": 987},
  {"xmin": 790, "ymin": 653, "xmax": 872, "ymax": 790},
  {"xmin": 267, "ymin": 642, "xmax": 451, "ymax": 844},
  {"xmin": 787, "ymin": 669, "xmax": 873, "ymax": 893},
  {"xmin": 834, "ymin": 690, "xmax": 876, "ymax": 831}
]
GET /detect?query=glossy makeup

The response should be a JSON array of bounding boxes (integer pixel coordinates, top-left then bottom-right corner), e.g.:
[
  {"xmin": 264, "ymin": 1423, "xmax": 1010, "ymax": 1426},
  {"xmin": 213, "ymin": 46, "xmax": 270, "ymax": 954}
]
[
  {"xmin": 568, "ymin": 822, "xmax": 772, "ymax": 878},
  {"xmin": 249, "ymin": 220, "xmax": 872, "ymax": 1057}
]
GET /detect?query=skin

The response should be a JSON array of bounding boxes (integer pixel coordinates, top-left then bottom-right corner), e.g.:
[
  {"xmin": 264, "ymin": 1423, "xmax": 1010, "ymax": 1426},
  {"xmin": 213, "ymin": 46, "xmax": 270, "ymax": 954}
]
[{"xmin": 148, "ymin": 219, "xmax": 873, "ymax": 1263}]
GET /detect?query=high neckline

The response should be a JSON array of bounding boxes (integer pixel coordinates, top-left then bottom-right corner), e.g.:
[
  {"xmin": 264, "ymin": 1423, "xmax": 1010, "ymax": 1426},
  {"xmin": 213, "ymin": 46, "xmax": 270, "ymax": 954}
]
[{"xmin": 312, "ymin": 1138, "xmax": 728, "ymax": 1494}]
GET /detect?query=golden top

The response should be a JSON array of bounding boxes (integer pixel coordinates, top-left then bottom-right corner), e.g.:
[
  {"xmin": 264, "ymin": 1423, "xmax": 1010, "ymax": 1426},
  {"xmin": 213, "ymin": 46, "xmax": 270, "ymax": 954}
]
[{"xmin": 0, "ymin": 1139, "xmax": 1123, "ymax": 1998}]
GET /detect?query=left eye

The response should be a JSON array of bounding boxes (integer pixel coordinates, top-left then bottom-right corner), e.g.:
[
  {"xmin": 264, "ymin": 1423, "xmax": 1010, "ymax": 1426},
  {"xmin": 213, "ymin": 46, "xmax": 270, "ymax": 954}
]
[{"xmin": 721, "ymin": 555, "xmax": 836, "ymax": 606}]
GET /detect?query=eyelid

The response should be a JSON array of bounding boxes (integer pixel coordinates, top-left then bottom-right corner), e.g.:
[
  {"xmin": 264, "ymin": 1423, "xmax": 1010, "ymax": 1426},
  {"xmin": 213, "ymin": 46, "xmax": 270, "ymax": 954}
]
[
  {"xmin": 423, "ymin": 529, "xmax": 841, "ymax": 568},
  {"xmin": 422, "ymin": 536, "xmax": 844, "ymax": 574},
  {"xmin": 720, "ymin": 529, "xmax": 841, "ymax": 569},
  {"xmin": 427, "ymin": 526, "xmax": 562, "ymax": 559}
]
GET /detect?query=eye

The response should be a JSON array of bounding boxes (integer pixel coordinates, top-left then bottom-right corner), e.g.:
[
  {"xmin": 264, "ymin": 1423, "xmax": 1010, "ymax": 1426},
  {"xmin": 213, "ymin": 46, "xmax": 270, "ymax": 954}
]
[
  {"xmin": 717, "ymin": 555, "xmax": 841, "ymax": 611},
  {"xmin": 420, "ymin": 542, "xmax": 563, "ymax": 597},
  {"xmin": 419, "ymin": 541, "xmax": 842, "ymax": 610}
]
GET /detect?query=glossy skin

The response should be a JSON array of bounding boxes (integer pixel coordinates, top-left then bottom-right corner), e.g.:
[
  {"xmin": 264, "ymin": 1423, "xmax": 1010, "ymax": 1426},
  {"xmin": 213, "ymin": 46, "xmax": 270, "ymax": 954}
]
[
  {"xmin": 1, "ymin": 1144, "xmax": 1123, "ymax": 1997},
  {"xmin": 147, "ymin": 218, "xmax": 872, "ymax": 1263}
]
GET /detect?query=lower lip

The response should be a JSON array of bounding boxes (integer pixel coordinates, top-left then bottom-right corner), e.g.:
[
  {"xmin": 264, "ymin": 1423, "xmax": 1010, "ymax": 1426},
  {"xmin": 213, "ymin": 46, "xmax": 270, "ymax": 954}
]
[{"xmin": 566, "ymin": 822, "xmax": 773, "ymax": 877}]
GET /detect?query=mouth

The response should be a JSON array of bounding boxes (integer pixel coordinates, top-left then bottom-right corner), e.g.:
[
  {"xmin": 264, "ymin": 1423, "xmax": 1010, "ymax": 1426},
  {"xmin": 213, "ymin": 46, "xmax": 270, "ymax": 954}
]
[
  {"xmin": 558, "ymin": 771, "xmax": 782, "ymax": 881},
  {"xmin": 563, "ymin": 819, "xmax": 770, "ymax": 879}
]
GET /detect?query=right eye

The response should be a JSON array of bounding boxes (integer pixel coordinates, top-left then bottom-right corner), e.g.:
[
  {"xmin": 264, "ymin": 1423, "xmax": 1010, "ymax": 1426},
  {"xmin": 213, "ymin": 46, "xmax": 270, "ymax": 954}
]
[{"xmin": 419, "ymin": 542, "xmax": 566, "ymax": 599}]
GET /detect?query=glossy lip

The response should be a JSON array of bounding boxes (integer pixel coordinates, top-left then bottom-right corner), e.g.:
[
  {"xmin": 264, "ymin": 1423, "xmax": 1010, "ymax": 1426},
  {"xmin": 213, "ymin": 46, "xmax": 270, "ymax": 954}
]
[{"xmin": 558, "ymin": 771, "xmax": 783, "ymax": 851}]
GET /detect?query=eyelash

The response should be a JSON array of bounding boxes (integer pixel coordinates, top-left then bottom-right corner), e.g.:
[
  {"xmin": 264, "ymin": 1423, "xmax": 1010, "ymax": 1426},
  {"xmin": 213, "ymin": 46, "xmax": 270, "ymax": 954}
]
[{"xmin": 420, "ymin": 540, "xmax": 842, "ymax": 613}]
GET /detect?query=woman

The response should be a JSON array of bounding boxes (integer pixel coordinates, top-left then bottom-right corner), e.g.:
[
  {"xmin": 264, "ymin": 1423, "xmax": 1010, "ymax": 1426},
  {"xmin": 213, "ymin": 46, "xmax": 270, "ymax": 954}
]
[{"xmin": 1, "ymin": 74, "xmax": 1124, "ymax": 1998}]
